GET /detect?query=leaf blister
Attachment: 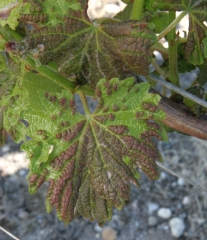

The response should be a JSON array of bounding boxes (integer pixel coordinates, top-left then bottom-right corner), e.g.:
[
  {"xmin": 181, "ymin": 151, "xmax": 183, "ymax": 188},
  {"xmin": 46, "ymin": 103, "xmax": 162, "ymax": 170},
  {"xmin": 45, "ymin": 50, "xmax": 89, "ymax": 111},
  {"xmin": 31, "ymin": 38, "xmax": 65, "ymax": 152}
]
[{"xmin": 22, "ymin": 75, "xmax": 166, "ymax": 225}]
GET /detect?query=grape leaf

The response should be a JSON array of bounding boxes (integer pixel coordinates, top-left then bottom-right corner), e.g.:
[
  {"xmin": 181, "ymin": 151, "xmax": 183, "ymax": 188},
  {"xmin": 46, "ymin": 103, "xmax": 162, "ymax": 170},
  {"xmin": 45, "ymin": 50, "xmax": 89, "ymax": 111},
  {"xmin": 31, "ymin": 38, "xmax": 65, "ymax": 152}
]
[
  {"xmin": 184, "ymin": 15, "xmax": 206, "ymax": 65},
  {"xmin": 183, "ymin": 86, "xmax": 207, "ymax": 116},
  {"xmin": 114, "ymin": 2, "xmax": 133, "ymax": 21},
  {"xmin": 196, "ymin": 61, "xmax": 207, "ymax": 86},
  {"xmin": 19, "ymin": 0, "xmax": 81, "ymax": 27},
  {"xmin": 11, "ymin": 0, "xmax": 157, "ymax": 89},
  {"xmin": 21, "ymin": 77, "xmax": 167, "ymax": 226},
  {"xmin": 148, "ymin": 12, "xmax": 169, "ymax": 33},
  {"xmin": 202, "ymin": 37, "xmax": 207, "ymax": 58},
  {"xmin": 0, "ymin": 0, "xmax": 31, "ymax": 30},
  {"xmin": 144, "ymin": 0, "xmax": 184, "ymax": 11},
  {"xmin": 23, "ymin": 72, "xmax": 63, "ymax": 110},
  {"xmin": 0, "ymin": 60, "xmax": 27, "ymax": 142},
  {"xmin": 0, "ymin": 50, "xmax": 27, "ymax": 142},
  {"xmin": 2, "ymin": 89, "xmax": 27, "ymax": 143}
]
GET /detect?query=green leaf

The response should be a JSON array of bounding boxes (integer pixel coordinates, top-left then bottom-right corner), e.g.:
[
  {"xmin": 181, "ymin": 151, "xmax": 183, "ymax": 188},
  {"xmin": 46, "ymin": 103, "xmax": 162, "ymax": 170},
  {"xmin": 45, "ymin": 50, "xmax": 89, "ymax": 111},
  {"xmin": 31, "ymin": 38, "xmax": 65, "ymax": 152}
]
[
  {"xmin": 19, "ymin": 0, "xmax": 81, "ymax": 27},
  {"xmin": 21, "ymin": 77, "xmax": 167, "ymax": 226},
  {"xmin": 0, "ymin": 56, "xmax": 23, "ymax": 106},
  {"xmin": 0, "ymin": 52, "xmax": 6, "ymax": 71},
  {"xmin": 0, "ymin": 53, "xmax": 27, "ymax": 142},
  {"xmin": 0, "ymin": 38, "xmax": 7, "ymax": 51},
  {"xmin": 114, "ymin": 3, "xmax": 133, "ymax": 21},
  {"xmin": 21, "ymin": 140, "xmax": 51, "ymax": 172},
  {"xmin": 183, "ymin": 86, "xmax": 206, "ymax": 116},
  {"xmin": 148, "ymin": 12, "xmax": 169, "ymax": 33},
  {"xmin": 203, "ymin": 37, "xmax": 207, "ymax": 58},
  {"xmin": 144, "ymin": 0, "xmax": 184, "ymax": 11},
  {"xmin": 184, "ymin": 13, "xmax": 206, "ymax": 66},
  {"xmin": 2, "ymin": 84, "xmax": 27, "ymax": 143},
  {"xmin": 0, "ymin": 0, "xmax": 31, "ymax": 30},
  {"xmin": 196, "ymin": 61, "xmax": 207, "ymax": 86},
  {"xmin": 23, "ymin": 72, "xmax": 63, "ymax": 110}
]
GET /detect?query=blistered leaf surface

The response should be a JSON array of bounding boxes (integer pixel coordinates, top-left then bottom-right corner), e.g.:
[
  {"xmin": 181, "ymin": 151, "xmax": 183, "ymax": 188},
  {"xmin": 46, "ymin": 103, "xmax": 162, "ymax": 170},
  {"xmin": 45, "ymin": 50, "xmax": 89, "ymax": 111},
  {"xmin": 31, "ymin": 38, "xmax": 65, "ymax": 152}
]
[
  {"xmin": 12, "ymin": 0, "xmax": 157, "ymax": 88},
  {"xmin": 21, "ymin": 78, "xmax": 167, "ymax": 226},
  {"xmin": 0, "ymin": 54, "xmax": 27, "ymax": 143}
]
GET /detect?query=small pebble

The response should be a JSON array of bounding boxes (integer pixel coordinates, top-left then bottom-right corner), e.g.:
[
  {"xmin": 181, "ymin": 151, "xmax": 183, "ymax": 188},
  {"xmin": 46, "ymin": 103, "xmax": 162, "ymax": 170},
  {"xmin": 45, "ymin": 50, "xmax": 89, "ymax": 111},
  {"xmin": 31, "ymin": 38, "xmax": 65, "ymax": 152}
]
[
  {"xmin": 157, "ymin": 222, "xmax": 169, "ymax": 230},
  {"xmin": 18, "ymin": 169, "xmax": 28, "ymax": 176},
  {"xmin": 95, "ymin": 233, "xmax": 100, "ymax": 239},
  {"xmin": 148, "ymin": 216, "xmax": 158, "ymax": 227},
  {"xmin": 131, "ymin": 200, "xmax": 138, "ymax": 209},
  {"xmin": 148, "ymin": 202, "xmax": 159, "ymax": 214},
  {"xmin": 169, "ymin": 217, "xmax": 185, "ymax": 238},
  {"xmin": 14, "ymin": 152, "xmax": 26, "ymax": 162},
  {"xmin": 196, "ymin": 218, "xmax": 205, "ymax": 225},
  {"xmin": 94, "ymin": 223, "xmax": 103, "ymax": 232},
  {"xmin": 160, "ymin": 172, "xmax": 168, "ymax": 180},
  {"xmin": 182, "ymin": 196, "xmax": 191, "ymax": 206},
  {"xmin": 18, "ymin": 209, "xmax": 29, "ymax": 219},
  {"xmin": 102, "ymin": 227, "xmax": 117, "ymax": 240},
  {"xmin": 135, "ymin": 221, "xmax": 139, "ymax": 227},
  {"xmin": 111, "ymin": 215, "xmax": 119, "ymax": 221},
  {"xmin": 171, "ymin": 182, "xmax": 177, "ymax": 187},
  {"xmin": 157, "ymin": 208, "xmax": 172, "ymax": 219},
  {"xmin": 177, "ymin": 178, "xmax": 185, "ymax": 186},
  {"xmin": 1, "ymin": 145, "xmax": 10, "ymax": 153}
]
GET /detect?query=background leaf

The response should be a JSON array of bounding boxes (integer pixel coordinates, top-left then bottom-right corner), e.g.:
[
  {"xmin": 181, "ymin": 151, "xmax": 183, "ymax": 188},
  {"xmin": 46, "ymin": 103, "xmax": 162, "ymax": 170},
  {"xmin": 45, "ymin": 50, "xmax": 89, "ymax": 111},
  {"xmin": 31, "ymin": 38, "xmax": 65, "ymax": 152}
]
[{"xmin": 17, "ymin": 19, "xmax": 156, "ymax": 88}]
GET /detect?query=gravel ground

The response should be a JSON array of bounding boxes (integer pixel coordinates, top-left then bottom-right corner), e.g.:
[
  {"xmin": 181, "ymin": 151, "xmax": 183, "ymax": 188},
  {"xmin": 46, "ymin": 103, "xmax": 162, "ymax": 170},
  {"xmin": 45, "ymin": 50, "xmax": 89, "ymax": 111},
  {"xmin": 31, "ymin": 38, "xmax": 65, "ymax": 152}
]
[{"xmin": 1, "ymin": 132, "xmax": 207, "ymax": 240}]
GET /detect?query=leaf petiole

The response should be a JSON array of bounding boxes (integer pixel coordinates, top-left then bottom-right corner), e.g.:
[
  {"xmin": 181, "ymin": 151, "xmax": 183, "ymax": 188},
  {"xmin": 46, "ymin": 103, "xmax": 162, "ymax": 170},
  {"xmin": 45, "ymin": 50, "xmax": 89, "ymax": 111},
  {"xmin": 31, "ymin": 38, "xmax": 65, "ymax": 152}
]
[
  {"xmin": 157, "ymin": 11, "xmax": 188, "ymax": 41},
  {"xmin": 25, "ymin": 57, "xmax": 76, "ymax": 92},
  {"xmin": 130, "ymin": 0, "xmax": 145, "ymax": 20},
  {"xmin": 168, "ymin": 11, "xmax": 179, "ymax": 86}
]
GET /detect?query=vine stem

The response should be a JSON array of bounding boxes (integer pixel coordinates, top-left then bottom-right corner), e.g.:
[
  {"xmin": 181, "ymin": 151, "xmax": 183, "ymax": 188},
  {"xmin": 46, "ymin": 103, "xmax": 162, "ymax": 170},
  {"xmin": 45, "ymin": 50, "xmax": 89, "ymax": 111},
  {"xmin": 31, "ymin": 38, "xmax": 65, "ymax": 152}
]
[
  {"xmin": 26, "ymin": 57, "xmax": 75, "ymax": 92},
  {"xmin": 150, "ymin": 42, "xmax": 169, "ymax": 59},
  {"xmin": 156, "ymin": 162, "xmax": 207, "ymax": 193},
  {"xmin": 26, "ymin": 57, "xmax": 95, "ymax": 96},
  {"xmin": 76, "ymin": 89, "xmax": 91, "ymax": 116},
  {"xmin": 157, "ymin": 11, "xmax": 188, "ymax": 41},
  {"xmin": 148, "ymin": 74, "xmax": 207, "ymax": 108},
  {"xmin": 168, "ymin": 11, "xmax": 179, "ymax": 86},
  {"xmin": 0, "ymin": 226, "xmax": 20, "ymax": 240},
  {"xmin": 130, "ymin": 0, "xmax": 145, "ymax": 20}
]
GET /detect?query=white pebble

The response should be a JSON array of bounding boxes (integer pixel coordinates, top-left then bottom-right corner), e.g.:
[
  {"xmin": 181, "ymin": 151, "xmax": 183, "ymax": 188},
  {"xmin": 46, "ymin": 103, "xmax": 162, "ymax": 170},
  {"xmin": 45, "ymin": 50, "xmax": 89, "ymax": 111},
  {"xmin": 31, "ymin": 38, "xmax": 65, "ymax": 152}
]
[
  {"xmin": 182, "ymin": 196, "xmax": 191, "ymax": 206},
  {"xmin": 148, "ymin": 216, "xmax": 158, "ymax": 227},
  {"xmin": 171, "ymin": 182, "xmax": 177, "ymax": 187},
  {"xmin": 157, "ymin": 208, "xmax": 172, "ymax": 219},
  {"xmin": 94, "ymin": 223, "xmax": 103, "ymax": 232},
  {"xmin": 148, "ymin": 202, "xmax": 159, "ymax": 214},
  {"xmin": 169, "ymin": 217, "xmax": 185, "ymax": 238},
  {"xmin": 18, "ymin": 169, "xmax": 27, "ymax": 176},
  {"xmin": 95, "ymin": 233, "xmax": 100, "ymax": 239},
  {"xmin": 1, "ymin": 145, "xmax": 10, "ymax": 153},
  {"xmin": 18, "ymin": 209, "xmax": 29, "ymax": 219},
  {"xmin": 135, "ymin": 221, "xmax": 139, "ymax": 227},
  {"xmin": 160, "ymin": 172, "xmax": 168, "ymax": 180},
  {"xmin": 101, "ymin": 227, "xmax": 117, "ymax": 240},
  {"xmin": 177, "ymin": 178, "xmax": 185, "ymax": 186},
  {"xmin": 13, "ymin": 152, "xmax": 26, "ymax": 162}
]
